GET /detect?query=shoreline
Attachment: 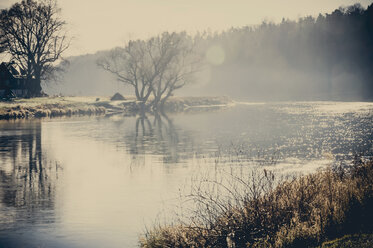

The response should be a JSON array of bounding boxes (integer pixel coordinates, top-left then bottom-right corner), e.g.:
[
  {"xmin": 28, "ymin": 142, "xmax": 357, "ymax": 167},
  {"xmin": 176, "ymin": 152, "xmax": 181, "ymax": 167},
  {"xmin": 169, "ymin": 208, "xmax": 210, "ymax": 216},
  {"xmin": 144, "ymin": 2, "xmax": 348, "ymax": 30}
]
[
  {"xmin": 140, "ymin": 158, "xmax": 373, "ymax": 248},
  {"xmin": 0, "ymin": 96, "xmax": 233, "ymax": 120}
]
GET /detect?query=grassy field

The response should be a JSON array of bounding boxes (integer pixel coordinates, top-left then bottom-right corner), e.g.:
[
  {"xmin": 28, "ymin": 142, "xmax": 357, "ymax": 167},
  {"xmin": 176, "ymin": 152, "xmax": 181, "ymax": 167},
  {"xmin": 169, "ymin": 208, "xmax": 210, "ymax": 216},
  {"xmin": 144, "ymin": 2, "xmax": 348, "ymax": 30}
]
[
  {"xmin": 0, "ymin": 96, "xmax": 111, "ymax": 119},
  {"xmin": 0, "ymin": 96, "xmax": 233, "ymax": 119}
]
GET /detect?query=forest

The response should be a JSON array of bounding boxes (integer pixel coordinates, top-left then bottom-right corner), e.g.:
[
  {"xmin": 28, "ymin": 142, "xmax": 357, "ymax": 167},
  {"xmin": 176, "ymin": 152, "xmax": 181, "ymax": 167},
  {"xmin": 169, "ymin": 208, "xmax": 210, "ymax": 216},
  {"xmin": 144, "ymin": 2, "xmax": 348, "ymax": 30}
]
[
  {"xmin": 198, "ymin": 3, "xmax": 373, "ymax": 100},
  {"xmin": 57, "ymin": 3, "xmax": 373, "ymax": 101}
]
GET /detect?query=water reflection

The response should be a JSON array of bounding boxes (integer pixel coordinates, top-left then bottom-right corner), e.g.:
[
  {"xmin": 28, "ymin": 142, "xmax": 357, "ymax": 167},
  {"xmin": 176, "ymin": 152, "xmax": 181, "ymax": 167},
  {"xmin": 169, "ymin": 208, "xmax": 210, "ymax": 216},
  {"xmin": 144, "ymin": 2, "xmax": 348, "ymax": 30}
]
[
  {"xmin": 0, "ymin": 121, "xmax": 59, "ymax": 226},
  {"xmin": 0, "ymin": 102, "xmax": 371, "ymax": 248},
  {"xmin": 125, "ymin": 111, "xmax": 193, "ymax": 164}
]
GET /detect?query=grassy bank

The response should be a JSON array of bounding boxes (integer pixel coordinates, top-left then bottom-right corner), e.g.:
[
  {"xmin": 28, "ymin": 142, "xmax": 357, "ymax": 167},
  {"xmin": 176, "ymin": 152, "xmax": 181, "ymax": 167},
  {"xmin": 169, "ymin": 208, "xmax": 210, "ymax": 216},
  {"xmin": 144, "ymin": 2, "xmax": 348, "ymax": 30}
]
[
  {"xmin": 0, "ymin": 96, "xmax": 232, "ymax": 120},
  {"xmin": 0, "ymin": 96, "xmax": 108, "ymax": 119},
  {"xmin": 315, "ymin": 233, "xmax": 373, "ymax": 247},
  {"xmin": 140, "ymin": 158, "xmax": 373, "ymax": 248}
]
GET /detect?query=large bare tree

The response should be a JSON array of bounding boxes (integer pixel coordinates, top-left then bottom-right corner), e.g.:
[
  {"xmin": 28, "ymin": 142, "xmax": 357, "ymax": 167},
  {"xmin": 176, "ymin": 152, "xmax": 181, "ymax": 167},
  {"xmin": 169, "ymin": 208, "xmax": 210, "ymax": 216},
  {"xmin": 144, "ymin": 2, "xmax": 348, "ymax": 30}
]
[
  {"xmin": 0, "ymin": 28, "xmax": 7, "ymax": 54},
  {"xmin": 150, "ymin": 32, "xmax": 201, "ymax": 108},
  {"xmin": 0, "ymin": 0, "xmax": 69, "ymax": 96},
  {"xmin": 98, "ymin": 32, "xmax": 201, "ymax": 109},
  {"xmin": 98, "ymin": 41, "xmax": 155, "ymax": 105}
]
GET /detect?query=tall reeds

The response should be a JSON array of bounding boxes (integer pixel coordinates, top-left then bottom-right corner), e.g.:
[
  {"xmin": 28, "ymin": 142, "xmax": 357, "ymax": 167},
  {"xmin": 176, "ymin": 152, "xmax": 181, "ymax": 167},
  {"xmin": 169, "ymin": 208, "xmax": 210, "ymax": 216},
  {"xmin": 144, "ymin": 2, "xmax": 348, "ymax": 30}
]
[{"xmin": 140, "ymin": 158, "xmax": 373, "ymax": 247}]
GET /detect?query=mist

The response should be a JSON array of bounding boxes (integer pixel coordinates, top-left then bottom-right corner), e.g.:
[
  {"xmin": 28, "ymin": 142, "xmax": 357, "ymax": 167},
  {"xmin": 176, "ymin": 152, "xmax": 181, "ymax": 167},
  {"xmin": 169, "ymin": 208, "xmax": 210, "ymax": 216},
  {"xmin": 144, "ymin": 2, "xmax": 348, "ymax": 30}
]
[
  {"xmin": 49, "ymin": 3, "xmax": 373, "ymax": 101},
  {"xmin": 197, "ymin": 3, "xmax": 373, "ymax": 101},
  {"xmin": 1, "ymin": 1, "xmax": 373, "ymax": 247}
]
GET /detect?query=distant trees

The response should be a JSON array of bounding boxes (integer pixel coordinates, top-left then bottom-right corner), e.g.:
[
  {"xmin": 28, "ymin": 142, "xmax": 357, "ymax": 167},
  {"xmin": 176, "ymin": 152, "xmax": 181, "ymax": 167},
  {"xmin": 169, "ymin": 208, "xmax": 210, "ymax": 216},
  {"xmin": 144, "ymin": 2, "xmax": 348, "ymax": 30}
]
[
  {"xmin": 0, "ymin": 0, "xmax": 69, "ymax": 96},
  {"xmin": 98, "ymin": 2, "xmax": 373, "ymax": 102},
  {"xmin": 100, "ymin": 3, "xmax": 372, "ymax": 101},
  {"xmin": 193, "ymin": 3, "xmax": 373, "ymax": 100},
  {"xmin": 98, "ymin": 32, "xmax": 201, "ymax": 109}
]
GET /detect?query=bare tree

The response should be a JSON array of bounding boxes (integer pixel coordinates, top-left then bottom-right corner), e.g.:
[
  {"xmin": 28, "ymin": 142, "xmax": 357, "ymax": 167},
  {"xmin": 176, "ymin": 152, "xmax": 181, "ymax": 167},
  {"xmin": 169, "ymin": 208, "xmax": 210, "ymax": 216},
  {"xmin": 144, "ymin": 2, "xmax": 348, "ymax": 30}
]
[
  {"xmin": 0, "ymin": 28, "xmax": 7, "ymax": 54},
  {"xmin": 149, "ymin": 32, "xmax": 201, "ymax": 109},
  {"xmin": 98, "ymin": 32, "xmax": 201, "ymax": 109},
  {"xmin": 97, "ymin": 42, "xmax": 154, "ymax": 105},
  {"xmin": 0, "ymin": 0, "xmax": 69, "ymax": 96}
]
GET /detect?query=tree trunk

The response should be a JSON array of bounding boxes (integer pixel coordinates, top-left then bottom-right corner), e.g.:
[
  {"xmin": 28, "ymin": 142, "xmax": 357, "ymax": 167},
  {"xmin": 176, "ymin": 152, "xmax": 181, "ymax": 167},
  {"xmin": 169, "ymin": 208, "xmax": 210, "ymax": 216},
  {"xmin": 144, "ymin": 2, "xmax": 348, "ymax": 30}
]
[{"xmin": 28, "ymin": 78, "xmax": 42, "ymax": 97}]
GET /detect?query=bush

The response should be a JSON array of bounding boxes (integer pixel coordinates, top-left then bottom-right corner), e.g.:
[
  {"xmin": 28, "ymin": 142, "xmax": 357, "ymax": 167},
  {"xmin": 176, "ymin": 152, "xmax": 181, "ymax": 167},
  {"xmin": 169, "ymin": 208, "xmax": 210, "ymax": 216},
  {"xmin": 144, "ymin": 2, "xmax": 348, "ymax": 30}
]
[{"xmin": 140, "ymin": 159, "xmax": 373, "ymax": 248}]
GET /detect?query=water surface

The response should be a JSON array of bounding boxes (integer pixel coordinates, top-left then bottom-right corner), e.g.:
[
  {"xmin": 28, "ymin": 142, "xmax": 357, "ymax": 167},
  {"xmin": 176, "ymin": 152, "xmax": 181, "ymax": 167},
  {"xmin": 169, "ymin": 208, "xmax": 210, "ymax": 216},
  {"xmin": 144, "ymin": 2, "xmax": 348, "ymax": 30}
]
[{"xmin": 0, "ymin": 102, "xmax": 372, "ymax": 247}]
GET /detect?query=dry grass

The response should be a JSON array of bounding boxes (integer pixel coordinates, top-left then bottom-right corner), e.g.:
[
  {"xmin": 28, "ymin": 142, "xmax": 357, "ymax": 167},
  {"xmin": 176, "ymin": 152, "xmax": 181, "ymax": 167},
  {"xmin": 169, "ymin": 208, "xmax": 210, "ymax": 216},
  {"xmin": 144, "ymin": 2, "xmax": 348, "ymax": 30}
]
[
  {"xmin": 140, "ymin": 158, "xmax": 373, "ymax": 248},
  {"xmin": 0, "ymin": 96, "xmax": 232, "ymax": 119},
  {"xmin": 315, "ymin": 233, "xmax": 373, "ymax": 248},
  {"xmin": 0, "ymin": 96, "xmax": 110, "ymax": 119}
]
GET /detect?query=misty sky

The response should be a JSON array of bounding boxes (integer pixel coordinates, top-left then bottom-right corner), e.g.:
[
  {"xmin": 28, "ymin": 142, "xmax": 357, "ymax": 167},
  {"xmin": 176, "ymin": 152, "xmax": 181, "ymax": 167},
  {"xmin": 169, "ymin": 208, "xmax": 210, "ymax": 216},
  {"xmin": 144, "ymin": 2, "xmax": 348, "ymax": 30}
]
[{"xmin": 1, "ymin": 0, "xmax": 372, "ymax": 56}]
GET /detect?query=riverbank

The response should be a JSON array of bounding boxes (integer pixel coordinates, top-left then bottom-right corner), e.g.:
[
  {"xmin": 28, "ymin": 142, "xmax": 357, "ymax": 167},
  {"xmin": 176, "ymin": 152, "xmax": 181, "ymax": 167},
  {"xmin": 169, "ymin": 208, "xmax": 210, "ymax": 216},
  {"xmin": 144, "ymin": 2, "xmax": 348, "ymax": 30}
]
[
  {"xmin": 140, "ymin": 158, "xmax": 373, "ymax": 248},
  {"xmin": 315, "ymin": 233, "xmax": 373, "ymax": 248},
  {"xmin": 0, "ymin": 96, "xmax": 233, "ymax": 120}
]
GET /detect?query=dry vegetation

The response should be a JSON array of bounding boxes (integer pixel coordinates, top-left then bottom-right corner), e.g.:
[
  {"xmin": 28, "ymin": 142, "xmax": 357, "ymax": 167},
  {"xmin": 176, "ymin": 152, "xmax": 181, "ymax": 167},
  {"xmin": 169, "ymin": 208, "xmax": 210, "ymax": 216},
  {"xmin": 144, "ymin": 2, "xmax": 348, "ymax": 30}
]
[
  {"xmin": 140, "ymin": 157, "xmax": 373, "ymax": 248},
  {"xmin": 315, "ymin": 233, "xmax": 373, "ymax": 248},
  {"xmin": 0, "ymin": 96, "xmax": 232, "ymax": 119},
  {"xmin": 0, "ymin": 96, "xmax": 108, "ymax": 119}
]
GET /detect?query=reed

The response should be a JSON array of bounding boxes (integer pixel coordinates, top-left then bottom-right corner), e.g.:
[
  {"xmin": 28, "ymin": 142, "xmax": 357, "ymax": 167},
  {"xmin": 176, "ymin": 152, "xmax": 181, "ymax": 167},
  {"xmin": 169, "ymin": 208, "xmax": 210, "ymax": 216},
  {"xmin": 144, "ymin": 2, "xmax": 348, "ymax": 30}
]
[{"xmin": 140, "ymin": 157, "xmax": 373, "ymax": 248}]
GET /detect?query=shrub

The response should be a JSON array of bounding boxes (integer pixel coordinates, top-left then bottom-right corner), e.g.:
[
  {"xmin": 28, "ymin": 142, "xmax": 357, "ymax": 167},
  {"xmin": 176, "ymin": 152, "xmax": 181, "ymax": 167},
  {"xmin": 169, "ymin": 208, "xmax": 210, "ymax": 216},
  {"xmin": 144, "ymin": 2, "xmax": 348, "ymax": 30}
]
[{"xmin": 140, "ymin": 159, "xmax": 373, "ymax": 248}]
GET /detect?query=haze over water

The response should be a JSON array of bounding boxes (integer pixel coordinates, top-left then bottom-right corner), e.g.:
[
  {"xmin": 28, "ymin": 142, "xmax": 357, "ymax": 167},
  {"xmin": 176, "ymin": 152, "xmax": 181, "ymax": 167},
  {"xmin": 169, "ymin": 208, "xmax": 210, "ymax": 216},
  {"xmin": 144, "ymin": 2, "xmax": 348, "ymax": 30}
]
[{"xmin": 0, "ymin": 102, "xmax": 372, "ymax": 247}]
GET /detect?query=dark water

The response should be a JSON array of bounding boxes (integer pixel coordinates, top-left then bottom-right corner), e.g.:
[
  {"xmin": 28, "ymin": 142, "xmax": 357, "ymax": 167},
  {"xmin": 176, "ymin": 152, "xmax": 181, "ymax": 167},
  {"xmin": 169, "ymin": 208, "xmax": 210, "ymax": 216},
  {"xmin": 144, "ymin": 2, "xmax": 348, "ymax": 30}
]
[{"xmin": 0, "ymin": 102, "xmax": 372, "ymax": 247}]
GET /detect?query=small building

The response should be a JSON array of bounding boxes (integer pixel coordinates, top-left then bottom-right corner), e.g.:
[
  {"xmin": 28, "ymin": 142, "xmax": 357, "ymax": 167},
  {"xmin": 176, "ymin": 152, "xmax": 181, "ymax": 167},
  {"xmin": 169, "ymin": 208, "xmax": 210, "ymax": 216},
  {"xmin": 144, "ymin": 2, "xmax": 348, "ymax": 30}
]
[{"xmin": 0, "ymin": 62, "xmax": 30, "ymax": 98}]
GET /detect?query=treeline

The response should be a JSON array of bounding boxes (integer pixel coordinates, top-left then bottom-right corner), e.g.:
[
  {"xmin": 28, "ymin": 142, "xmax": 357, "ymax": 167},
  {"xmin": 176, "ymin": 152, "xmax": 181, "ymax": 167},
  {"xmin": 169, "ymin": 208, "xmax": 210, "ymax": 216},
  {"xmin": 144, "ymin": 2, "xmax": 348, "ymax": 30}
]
[
  {"xmin": 54, "ymin": 3, "xmax": 373, "ymax": 101},
  {"xmin": 194, "ymin": 3, "xmax": 373, "ymax": 100}
]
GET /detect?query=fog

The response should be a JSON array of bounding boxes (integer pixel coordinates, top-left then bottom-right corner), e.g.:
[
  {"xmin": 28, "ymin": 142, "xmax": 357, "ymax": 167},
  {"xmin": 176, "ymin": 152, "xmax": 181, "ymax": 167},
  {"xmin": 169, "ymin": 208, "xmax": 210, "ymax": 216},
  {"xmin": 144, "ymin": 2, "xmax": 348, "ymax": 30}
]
[
  {"xmin": 45, "ymin": 52, "xmax": 127, "ymax": 96},
  {"xmin": 2, "ymin": 0, "xmax": 370, "ymax": 56},
  {"xmin": 47, "ymin": 3, "xmax": 373, "ymax": 101},
  {"xmin": 1, "ymin": 1, "xmax": 373, "ymax": 247}
]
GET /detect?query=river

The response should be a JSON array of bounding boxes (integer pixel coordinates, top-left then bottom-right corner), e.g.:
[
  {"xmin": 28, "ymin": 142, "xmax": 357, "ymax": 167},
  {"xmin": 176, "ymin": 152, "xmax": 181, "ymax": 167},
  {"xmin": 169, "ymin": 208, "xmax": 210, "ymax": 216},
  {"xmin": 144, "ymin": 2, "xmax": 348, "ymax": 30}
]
[{"xmin": 0, "ymin": 102, "xmax": 372, "ymax": 247}]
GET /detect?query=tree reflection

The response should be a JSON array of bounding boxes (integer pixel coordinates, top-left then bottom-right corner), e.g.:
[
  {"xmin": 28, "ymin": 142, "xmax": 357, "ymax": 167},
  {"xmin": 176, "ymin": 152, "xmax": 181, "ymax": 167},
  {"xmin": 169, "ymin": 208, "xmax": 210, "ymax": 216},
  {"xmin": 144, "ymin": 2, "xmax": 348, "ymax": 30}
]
[
  {"xmin": 0, "ymin": 121, "xmax": 58, "ymax": 213},
  {"xmin": 126, "ymin": 110, "xmax": 194, "ymax": 164}
]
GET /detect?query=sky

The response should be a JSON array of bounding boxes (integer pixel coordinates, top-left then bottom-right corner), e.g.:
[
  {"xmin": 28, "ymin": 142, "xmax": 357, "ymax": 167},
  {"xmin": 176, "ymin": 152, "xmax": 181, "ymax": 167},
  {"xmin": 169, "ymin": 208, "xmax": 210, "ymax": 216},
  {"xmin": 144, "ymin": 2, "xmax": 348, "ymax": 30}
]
[{"xmin": 1, "ymin": 0, "xmax": 372, "ymax": 56}]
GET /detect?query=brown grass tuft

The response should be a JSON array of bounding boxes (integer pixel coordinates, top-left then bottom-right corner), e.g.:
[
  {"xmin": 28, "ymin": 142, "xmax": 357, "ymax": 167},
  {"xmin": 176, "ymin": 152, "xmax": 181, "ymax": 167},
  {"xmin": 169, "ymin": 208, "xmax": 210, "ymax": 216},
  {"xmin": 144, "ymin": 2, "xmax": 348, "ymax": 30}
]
[{"xmin": 140, "ymin": 159, "xmax": 373, "ymax": 248}]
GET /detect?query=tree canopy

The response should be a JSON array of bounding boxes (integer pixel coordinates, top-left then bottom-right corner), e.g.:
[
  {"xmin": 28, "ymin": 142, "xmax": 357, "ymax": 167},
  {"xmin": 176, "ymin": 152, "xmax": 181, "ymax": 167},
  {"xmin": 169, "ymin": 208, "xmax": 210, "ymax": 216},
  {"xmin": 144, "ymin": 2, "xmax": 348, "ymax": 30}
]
[
  {"xmin": 98, "ymin": 32, "xmax": 201, "ymax": 109},
  {"xmin": 0, "ymin": 0, "xmax": 69, "ymax": 96},
  {"xmin": 193, "ymin": 3, "xmax": 373, "ymax": 100}
]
